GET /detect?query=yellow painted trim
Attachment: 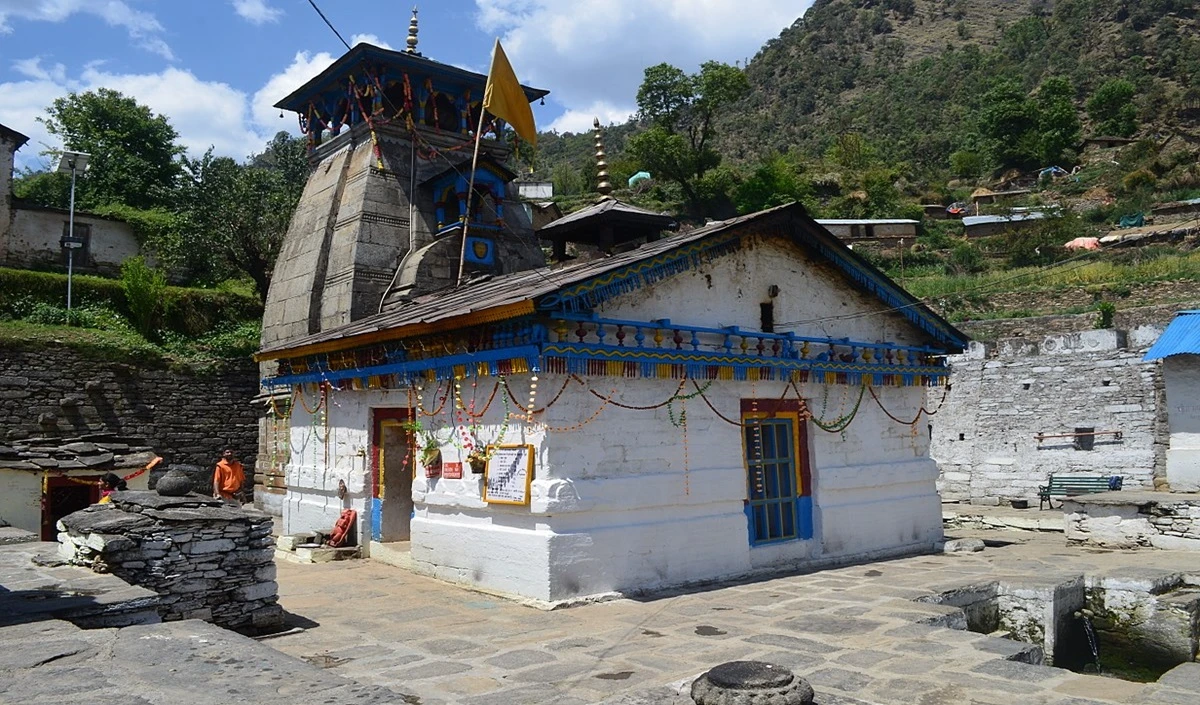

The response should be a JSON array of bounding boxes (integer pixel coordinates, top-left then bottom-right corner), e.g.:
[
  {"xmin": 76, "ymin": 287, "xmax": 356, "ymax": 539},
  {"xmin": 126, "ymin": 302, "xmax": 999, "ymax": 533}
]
[{"xmin": 255, "ymin": 300, "xmax": 536, "ymax": 362}]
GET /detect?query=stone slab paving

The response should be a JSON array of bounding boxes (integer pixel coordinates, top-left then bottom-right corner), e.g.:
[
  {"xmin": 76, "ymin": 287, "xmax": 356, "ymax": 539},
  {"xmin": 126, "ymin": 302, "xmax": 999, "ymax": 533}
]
[
  {"xmin": 0, "ymin": 618, "xmax": 408, "ymax": 705},
  {"xmin": 268, "ymin": 529, "xmax": 1200, "ymax": 705}
]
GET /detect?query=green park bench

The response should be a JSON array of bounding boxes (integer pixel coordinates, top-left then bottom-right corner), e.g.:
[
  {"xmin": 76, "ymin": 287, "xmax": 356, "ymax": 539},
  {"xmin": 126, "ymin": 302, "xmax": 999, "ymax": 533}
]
[{"xmin": 1038, "ymin": 474, "xmax": 1123, "ymax": 510}]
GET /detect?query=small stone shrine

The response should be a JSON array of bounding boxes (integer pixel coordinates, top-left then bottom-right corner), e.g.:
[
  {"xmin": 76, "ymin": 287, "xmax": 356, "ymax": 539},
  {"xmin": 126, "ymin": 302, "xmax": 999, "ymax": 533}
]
[{"xmin": 57, "ymin": 490, "xmax": 281, "ymax": 633}]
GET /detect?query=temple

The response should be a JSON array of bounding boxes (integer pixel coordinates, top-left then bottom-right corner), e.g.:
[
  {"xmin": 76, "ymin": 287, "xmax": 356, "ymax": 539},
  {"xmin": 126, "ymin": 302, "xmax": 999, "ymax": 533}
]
[
  {"xmin": 261, "ymin": 16, "xmax": 550, "ymax": 353},
  {"xmin": 257, "ymin": 17, "xmax": 969, "ymax": 604}
]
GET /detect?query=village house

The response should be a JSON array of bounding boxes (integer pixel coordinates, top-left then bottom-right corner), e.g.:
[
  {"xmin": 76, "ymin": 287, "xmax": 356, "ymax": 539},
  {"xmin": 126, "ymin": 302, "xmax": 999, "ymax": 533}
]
[
  {"xmin": 814, "ymin": 218, "xmax": 919, "ymax": 249},
  {"xmin": 255, "ymin": 21, "xmax": 968, "ymax": 603},
  {"xmin": 0, "ymin": 123, "xmax": 141, "ymax": 276}
]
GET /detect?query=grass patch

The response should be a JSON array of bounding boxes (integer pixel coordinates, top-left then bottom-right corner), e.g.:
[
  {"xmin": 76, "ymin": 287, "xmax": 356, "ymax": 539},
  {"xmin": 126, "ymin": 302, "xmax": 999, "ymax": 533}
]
[{"xmin": 901, "ymin": 251, "xmax": 1200, "ymax": 300}]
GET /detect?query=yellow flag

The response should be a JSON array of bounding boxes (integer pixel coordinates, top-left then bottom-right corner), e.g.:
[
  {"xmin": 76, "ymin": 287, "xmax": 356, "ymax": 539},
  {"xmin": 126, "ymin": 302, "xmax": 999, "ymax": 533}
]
[{"xmin": 484, "ymin": 40, "xmax": 537, "ymax": 146}]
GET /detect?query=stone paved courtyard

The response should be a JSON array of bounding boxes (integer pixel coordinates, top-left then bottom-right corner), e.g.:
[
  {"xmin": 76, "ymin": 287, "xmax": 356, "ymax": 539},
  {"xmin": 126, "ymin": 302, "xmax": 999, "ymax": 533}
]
[{"xmin": 268, "ymin": 530, "xmax": 1200, "ymax": 705}]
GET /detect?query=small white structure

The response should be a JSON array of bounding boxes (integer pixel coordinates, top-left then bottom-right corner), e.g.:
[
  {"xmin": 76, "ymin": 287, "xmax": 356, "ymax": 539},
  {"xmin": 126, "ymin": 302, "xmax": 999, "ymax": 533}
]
[
  {"xmin": 815, "ymin": 218, "xmax": 919, "ymax": 245},
  {"xmin": 516, "ymin": 181, "xmax": 553, "ymax": 200},
  {"xmin": 259, "ymin": 204, "xmax": 968, "ymax": 604},
  {"xmin": 1145, "ymin": 310, "xmax": 1200, "ymax": 492},
  {"xmin": 0, "ymin": 122, "xmax": 140, "ymax": 276}
]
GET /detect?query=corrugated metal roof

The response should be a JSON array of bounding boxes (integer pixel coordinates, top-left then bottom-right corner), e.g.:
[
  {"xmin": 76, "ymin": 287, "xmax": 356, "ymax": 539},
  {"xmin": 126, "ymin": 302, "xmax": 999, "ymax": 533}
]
[
  {"xmin": 537, "ymin": 198, "xmax": 675, "ymax": 235},
  {"xmin": 1144, "ymin": 311, "xmax": 1200, "ymax": 361},
  {"xmin": 962, "ymin": 211, "xmax": 1052, "ymax": 226}
]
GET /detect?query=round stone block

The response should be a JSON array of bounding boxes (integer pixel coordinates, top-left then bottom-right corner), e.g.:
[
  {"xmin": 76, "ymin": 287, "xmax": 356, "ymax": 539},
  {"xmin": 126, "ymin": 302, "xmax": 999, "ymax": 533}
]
[
  {"xmin": 691, "ymin": 661, "xmax": 814, "ymax": 705},
  {"xmin": 156, "ymin": 469, "xmax": 194, "ymax": 496}
]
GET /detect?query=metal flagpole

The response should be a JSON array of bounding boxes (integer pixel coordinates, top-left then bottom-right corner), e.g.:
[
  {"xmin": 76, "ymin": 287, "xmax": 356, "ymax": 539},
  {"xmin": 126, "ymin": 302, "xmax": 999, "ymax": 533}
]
[{"xmin": 456, "ymin": 99, "xmax": 490, "ymax": 287}]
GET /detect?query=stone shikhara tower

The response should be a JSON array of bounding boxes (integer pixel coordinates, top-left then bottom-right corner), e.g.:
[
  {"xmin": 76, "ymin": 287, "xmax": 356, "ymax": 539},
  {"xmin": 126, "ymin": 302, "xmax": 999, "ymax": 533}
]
[{"xmin": 260, "ymin": 21, "xmax": 549, "ymax": 351}]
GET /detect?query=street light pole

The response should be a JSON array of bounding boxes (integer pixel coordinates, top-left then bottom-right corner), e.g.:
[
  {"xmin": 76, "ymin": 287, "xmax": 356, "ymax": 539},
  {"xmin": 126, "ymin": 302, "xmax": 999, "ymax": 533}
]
[
  {"xmin": 67, "ymin": 161, "xmax": 77, "ymax": 312},
  {"xmin": 57, "ymin": 151, "xmax": 90, "ymax": 316}
]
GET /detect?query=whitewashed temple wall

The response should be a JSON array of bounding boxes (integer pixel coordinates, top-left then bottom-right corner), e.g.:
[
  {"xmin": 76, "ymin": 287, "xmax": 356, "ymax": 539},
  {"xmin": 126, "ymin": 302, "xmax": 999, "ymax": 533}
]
[
  {"xmin": 601, "ymin": 236, "xmax": 929, "ymax": 349},
  {"xmin": 283, "ymin": 375, "xmax": 939, "ymax": 602},
  {"xmin": 281, "ymin": 233, "xmax": 946, "ymax": 601}
]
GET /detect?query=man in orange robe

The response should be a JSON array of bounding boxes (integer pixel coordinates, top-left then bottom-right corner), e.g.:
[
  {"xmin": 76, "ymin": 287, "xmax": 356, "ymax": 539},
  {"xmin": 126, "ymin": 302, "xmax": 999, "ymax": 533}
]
[{"xmin": 212, "ymin": 448, "xmax": 246, "ymax": 502}]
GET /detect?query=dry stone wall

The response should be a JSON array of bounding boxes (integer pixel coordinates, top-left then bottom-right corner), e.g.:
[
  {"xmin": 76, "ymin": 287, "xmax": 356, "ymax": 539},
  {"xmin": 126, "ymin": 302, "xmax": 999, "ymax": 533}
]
[
  {"xmin": 933, "ymin": 327, "xmax": 1168, "ymax": 505},
  {"xmin": 57, "ymin": 491, "xmax": 281, "ymax": 632},
  {"xmin": 0, "ymin": 343, "xmax": 259, "ymax": 475}
]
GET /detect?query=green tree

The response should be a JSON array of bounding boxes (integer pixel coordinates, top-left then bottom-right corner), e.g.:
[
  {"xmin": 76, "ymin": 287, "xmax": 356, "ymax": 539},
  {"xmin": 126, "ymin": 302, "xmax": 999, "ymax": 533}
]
[
  {"xmin": 176, "ymin": 148, "xmax": 299, "ymax": 301},
  {"xmin": 734, "ymin": 154, "xmax": 810, "ymax": 214},
  {"xmin": 248, "ymin": 131, "xmax": 310, "ymax": 202},
  {"xmin": 38, "ymin": 88, "xmax": 184, "ymax": 209},
  {"xmin": 1086, "ymin": 79, "xmax": 1138, "ymax": 137},
  {"xmin": 628, "ymin": 61, "xmax": 749, "ymax": 216},
  {"xmin": 11, "ymin": 169, "xmax": 70, "ymax": 207},
  {"xmin": 1035, "ymin": 76, "xmax": 1081, "ymax": 164},
  {"xmin": 978, "ymin": 80, "xmax": 1042, "ymax": 170}
]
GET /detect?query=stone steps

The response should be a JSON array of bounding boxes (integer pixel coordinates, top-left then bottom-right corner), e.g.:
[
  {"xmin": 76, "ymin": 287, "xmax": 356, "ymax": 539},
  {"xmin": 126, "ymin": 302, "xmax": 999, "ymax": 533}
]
[{"xmin": 274, "ymin": 532, "xmax": 360, "ymax": 564}]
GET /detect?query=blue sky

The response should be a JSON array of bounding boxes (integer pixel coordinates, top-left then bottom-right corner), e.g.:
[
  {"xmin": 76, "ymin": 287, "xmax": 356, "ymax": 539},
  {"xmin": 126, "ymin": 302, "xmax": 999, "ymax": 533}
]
[{"xmin": 0, "ymin": 1, "xmax": 809, "ymax": 171}]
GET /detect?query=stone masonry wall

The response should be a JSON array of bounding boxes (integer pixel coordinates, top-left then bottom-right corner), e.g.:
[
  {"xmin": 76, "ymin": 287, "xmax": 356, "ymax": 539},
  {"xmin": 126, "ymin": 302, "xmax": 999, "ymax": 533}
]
[
  {"xmin": 932, "ymin": 327, "xmax": 1168, "ymax": 505},
  {"xmin": 58, "ymin": 491, "xmax": 281, "ymax": 632},
  {"xmin": 0, "ymin": 343, "xmax": 259, "ymax": 478},
  {"xmin": 1064, "ymin": 495, "xmax": 1200, "ymax": 550}
]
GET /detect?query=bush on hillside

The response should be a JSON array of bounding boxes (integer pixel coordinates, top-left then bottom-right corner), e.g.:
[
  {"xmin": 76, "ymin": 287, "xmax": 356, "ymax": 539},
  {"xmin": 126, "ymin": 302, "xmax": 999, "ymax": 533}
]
[{"xmin": 0, "ymin": 268, "xmax": 261, "ymax": 336}]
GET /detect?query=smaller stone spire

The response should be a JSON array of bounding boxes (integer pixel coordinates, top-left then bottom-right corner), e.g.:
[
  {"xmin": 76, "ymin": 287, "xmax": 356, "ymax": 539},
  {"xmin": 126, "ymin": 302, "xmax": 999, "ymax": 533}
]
[
  {"xmin": 594, "ymin": 117, "xmax": 613, "ymax": 199},
  {"xmin": 406, "ymin": 7, "xmax": 420, "ymax": 55}
]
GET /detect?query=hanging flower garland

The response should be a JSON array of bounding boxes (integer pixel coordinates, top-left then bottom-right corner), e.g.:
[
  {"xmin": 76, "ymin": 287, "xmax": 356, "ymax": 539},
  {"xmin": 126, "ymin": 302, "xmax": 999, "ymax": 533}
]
[
  {"xmin": 866, "ymin": 383, "xmax": 951, "ymax": 426},
  {"xmin": 807, "ymin": 381, "xmax": 865, "ymax": 433}
]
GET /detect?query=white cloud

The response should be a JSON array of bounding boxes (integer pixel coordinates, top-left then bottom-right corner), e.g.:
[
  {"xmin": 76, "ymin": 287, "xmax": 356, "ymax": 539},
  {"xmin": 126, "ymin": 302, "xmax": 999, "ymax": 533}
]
[
  {"xmin": 0, "ymin": 78, "xmax": 69, "ymax": 170},
  {"xmin": 547, "ymin": 102, "xmax": 635, "ymax": 135},
  {"xmin": 232, "ymin": 0, "xmax": 283, "ymax": 25},
  {"xmin": 78, "ymin": 66, "xmax": 263, "ymax": 160},
  {"xmin": 250, "ymin": 50, "xmax": 338, "ymax": 135},
  {"xmin": 2, "ymin": 62, "xmax": 274, "ymax": 171},
  {"xmin": 12, "ymin": 57, "xmax": 67, "ymax": 84},
  {"xmin": 473, "ymin": 0, "xmax": 807, "ymax": 124},
  {"xmin": 0, "ymin": 0, "xmax": 174, "ymax": 60},
  {"xmin": 350, "ymin": 33, "xmax": 393, "ymax": 50}
]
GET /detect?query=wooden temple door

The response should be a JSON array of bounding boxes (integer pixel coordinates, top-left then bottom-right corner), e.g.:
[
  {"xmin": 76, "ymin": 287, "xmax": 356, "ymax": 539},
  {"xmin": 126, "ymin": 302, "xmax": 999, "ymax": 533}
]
[{"xmin": 370, "ymin": 408, "xmax": 413, "ymax": 543}]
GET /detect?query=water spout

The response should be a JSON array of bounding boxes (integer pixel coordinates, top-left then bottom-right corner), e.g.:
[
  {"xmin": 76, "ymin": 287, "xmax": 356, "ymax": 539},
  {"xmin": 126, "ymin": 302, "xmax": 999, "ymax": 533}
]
[{"xmin": 1075, "ymin": 610, "xmax": 1101, "ymax": 674}]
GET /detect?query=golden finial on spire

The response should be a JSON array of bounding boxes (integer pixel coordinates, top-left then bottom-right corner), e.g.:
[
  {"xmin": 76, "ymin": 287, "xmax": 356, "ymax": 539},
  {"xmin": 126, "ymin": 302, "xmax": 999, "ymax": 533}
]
[
  {"xmin": 594, "ymin": 117, "xmax": 613, "ymax": 199},
  {"xmin": 406, "ymin": 7, "xmax": 420, "ymax": 55}
]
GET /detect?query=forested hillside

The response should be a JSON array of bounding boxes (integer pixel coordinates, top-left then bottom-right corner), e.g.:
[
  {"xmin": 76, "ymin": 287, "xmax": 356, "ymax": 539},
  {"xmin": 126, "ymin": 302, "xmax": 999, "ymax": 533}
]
[
  {"xmin": 537, "ymin": 0, "xmax": 1200, "ymax": 201},
  {"xmin": 727, "ymin": 0, "xmax": 1200, "ymax": 168}
]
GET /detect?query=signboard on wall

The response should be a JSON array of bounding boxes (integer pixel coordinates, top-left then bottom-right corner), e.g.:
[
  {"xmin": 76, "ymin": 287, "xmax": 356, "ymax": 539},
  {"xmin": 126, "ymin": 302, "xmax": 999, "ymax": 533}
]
[
  {"xmin": 482, "ymin": 444, "xmax": 534, "ymax": 505},
  {"xmin": 442, "ymin": 462, "xmax": 463, "ymax": 480}
]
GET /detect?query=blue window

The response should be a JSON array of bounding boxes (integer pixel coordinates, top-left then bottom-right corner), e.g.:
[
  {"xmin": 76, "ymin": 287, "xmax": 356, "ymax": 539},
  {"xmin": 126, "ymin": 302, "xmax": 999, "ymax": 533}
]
[
  {"xmin": 743, "ymin": 410, "xmax": 813, "ymax": 545},
  {"xmin": 745, "ymin": 419, "xmax": 798, "ymax": 544}
]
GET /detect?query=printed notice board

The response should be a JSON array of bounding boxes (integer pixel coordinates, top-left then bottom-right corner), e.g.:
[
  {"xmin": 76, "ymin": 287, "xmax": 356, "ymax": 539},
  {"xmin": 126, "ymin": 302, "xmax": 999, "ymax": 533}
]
[{"xmin": 482, "ymin": 444, "xmax": 534, "ymax": 505}]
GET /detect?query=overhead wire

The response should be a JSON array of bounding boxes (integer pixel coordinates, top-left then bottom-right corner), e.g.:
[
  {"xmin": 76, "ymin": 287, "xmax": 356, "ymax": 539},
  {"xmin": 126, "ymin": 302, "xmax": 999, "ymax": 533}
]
[{"xmin": 305, "ymin": 0, "xmax": 351, "ymax": 51}]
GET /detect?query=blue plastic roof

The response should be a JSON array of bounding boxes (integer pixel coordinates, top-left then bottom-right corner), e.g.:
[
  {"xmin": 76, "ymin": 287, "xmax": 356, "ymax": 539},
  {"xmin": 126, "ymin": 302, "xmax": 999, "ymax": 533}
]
[{"xmin": 1144, "ymin": 310, "xmax": 1200, "ymax": 361}]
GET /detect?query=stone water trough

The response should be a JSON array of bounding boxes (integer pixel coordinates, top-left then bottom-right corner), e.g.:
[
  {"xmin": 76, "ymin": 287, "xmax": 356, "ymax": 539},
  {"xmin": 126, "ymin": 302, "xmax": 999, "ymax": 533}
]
[{"xmin": 56, "ymin": 490, "xmax": 282, "ymax": 634}]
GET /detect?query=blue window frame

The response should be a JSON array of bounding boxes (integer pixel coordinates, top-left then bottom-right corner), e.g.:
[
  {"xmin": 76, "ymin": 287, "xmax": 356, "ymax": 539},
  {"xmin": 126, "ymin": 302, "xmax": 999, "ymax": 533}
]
[{"xmin": 745, "ymin": 418, "xmax": 798, "ymax": 544}]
